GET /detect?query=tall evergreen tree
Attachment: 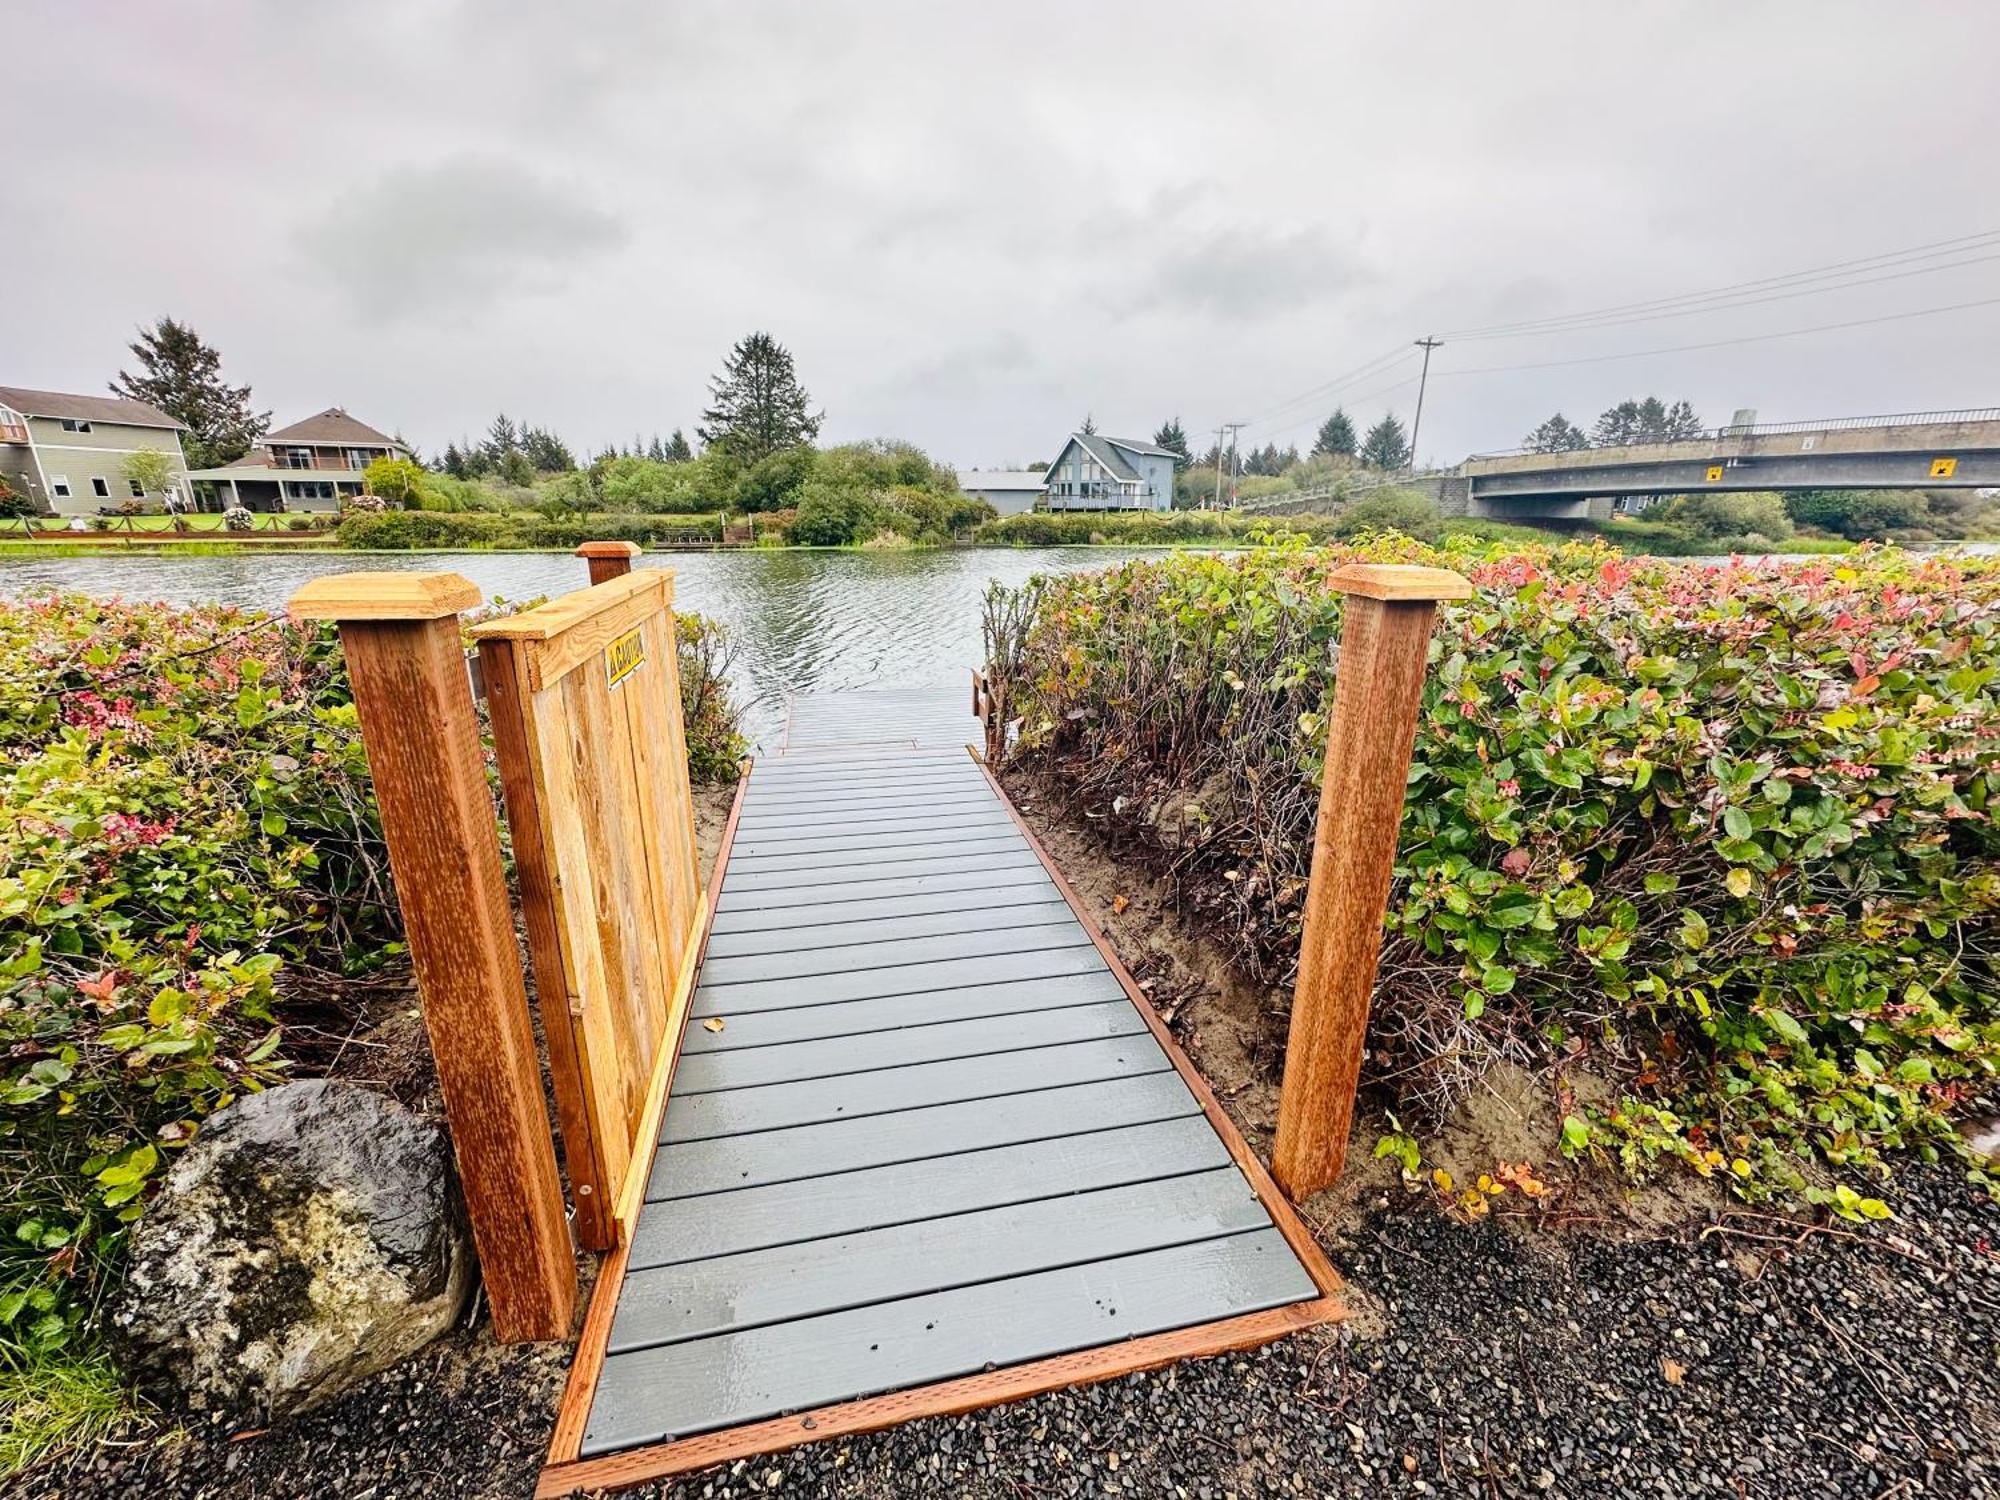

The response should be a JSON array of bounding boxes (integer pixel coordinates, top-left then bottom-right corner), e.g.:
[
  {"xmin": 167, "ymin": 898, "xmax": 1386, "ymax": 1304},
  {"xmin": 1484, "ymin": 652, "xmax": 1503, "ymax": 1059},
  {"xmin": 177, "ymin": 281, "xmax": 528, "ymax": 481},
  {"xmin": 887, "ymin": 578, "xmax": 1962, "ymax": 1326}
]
[
  {"xmin": 647, "ymin": 434, "xmax": 666, "ymax": 462},
  {"xmin": 1312, "ymin": 408, "xmax": 1357, "ymax": 458},
  {"xmin": 1661, "ymin": 399, "xmax": 1706, "ymax": 440},
  {"xmin": 1593, "ymin": 395, "xmax": 1703, "ymax": 447},
  {"xmin": 1080, "ymin": 412, "xmax": 1098, "ymax": 435},
  {"xmin": 698, "ymin": 332, "xmax": 822, "ymax": 462},
  {"xmin": 1152, "ymin": 417, "xmax": 1192, "ymax": 469},
  {"xmin": 1359, "ymin": 412, "xmax": 1411, "ymax": 469},
  {"xmin": 664, "ymin": 429, "xmax": 693, "ymax": 462},
  {"xmin": 1523, "ymin": 413, "xmax": 1590, "ymax": 454},
  {"xmin": 440, "ymin": 442, "xmax": 468, "ymax": 478},
  {"xmin": 109, "ymin": 317, "xmax": 269, "ymax": 470},
  {"xmin": 521, "ymin": 425, "xmax": 574, "ymax": 473}
]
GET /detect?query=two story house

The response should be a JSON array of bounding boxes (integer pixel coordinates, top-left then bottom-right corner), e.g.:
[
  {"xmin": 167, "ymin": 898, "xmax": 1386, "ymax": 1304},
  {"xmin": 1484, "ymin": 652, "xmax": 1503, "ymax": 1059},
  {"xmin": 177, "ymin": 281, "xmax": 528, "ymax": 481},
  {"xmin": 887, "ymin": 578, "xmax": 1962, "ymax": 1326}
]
[
  {"xmin": 184, "ymin": 407, "xmax": 410, "ymax": 511},
  {"xmin": 1042, "ymin": 433, "xmax": 1178, "ymax": 511},
  {"xmin": 0, "ymin": 385, "xmax": 191, "ymax": 515}
]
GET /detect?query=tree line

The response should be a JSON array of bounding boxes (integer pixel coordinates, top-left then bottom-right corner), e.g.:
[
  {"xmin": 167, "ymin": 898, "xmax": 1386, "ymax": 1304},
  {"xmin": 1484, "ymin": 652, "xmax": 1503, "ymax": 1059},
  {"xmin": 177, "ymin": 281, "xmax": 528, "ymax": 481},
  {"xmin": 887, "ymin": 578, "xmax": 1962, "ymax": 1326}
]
[{"xmin": 1521, "ymin": 396, "xmax": 1706, "ymax": 454}]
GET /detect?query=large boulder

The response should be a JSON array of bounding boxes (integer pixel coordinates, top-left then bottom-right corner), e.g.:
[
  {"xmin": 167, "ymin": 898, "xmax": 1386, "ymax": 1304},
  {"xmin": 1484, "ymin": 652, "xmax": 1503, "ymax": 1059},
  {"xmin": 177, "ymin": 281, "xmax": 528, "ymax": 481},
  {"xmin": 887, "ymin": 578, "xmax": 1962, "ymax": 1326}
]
[{"xmin": 111, "ymin": 1079, "xmax": 472, "ymax": 1424}]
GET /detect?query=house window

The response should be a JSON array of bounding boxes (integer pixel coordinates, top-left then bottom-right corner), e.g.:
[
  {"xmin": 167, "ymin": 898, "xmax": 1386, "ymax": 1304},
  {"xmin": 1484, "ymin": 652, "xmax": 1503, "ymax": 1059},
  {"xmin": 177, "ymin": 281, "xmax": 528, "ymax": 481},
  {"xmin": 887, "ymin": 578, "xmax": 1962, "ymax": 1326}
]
[
  {"xmin": 92, "ymin": 477, "xmax": 110, "ymax": 498},
  {"xmin": 60, "ymin": 418, "xmax": 93, "ymax": 433},
  {"xmin": 347, "ymin": 449, "xmax": 377, "ymax": 469},
  {"xmin": 51, "ymin": 476, "xmax": 71, "ymax": 498},
  {"xmin": 281, "ymin": 447, "xmax": 315, "ymax": 470},
  {"xmin": 129, "ymin": 478, "xmax": 146, "ymax": 497}
]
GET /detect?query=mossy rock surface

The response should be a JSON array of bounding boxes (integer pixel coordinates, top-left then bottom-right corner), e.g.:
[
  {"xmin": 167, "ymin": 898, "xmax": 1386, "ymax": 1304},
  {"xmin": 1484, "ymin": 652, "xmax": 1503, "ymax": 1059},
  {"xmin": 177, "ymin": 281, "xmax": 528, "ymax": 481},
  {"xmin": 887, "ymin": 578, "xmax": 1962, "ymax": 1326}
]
[{"xmin": 112, "ymin": 1080, "xmax": 471, "ymax": 1424}]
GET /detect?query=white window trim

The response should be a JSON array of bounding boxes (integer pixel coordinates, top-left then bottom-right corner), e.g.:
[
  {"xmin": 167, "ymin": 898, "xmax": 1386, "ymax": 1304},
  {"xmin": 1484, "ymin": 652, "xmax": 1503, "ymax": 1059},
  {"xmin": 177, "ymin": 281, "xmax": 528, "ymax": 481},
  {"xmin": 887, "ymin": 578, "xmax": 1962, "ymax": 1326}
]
[
  {"xmin": 50, "ymin": 475, "xmax": 71, "ymax": 497},
  {"xmin": 91, "ymin": 477, "xmax": 111, "ymax": 498}
]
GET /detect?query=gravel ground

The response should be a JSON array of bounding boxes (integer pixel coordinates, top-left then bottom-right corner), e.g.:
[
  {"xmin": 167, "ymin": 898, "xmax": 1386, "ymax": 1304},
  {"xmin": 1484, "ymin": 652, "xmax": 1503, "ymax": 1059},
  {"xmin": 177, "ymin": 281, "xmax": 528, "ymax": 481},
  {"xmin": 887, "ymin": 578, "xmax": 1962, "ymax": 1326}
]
[
  {"xmin": 18, "ymin": 776, "xmax": 1999, "ymax": 1499},
  {"xmin": 25, "ymin": 1162, "xmax": 1995, "ymax": 1500}
]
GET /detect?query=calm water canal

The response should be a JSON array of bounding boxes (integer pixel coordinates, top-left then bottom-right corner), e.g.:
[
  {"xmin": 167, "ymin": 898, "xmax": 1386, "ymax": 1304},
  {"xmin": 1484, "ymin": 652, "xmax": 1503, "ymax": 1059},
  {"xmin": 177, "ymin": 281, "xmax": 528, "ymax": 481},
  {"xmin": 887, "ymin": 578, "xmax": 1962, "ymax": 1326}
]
[{"xmin": 0, "ymin": 548, "xmax": 1151, "ymax": 747}]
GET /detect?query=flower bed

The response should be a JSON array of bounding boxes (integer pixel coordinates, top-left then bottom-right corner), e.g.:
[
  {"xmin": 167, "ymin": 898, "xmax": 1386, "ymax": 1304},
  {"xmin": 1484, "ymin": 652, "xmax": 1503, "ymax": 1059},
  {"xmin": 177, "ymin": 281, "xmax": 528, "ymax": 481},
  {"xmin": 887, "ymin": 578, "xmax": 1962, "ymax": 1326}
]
[{"xmin": 986, "ymin": 538, "xmax": 2000, "ymax": 1207}]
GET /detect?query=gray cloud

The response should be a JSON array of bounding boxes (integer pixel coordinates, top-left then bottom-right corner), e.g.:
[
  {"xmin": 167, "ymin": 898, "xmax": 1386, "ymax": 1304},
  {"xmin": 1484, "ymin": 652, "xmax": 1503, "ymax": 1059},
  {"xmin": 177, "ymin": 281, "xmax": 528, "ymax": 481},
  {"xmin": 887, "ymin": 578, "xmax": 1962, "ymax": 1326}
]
[
  {"xmin": 6, "ymin": 3, "xmax": 1998, "ymax": 468},
  {"xmin": 298, "ymin": 157, "xmax": 629, "ymax": 321}
]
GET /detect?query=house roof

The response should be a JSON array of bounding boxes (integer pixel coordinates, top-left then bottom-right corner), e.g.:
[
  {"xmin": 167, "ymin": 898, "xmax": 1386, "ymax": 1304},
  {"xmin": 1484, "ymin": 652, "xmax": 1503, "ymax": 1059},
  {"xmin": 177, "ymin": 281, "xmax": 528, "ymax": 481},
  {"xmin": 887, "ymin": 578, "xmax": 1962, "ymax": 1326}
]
[
  {"xmin": 1100, "ymin": 435, "xmax": 1179, "ymax": 459},
  {"xmin": 1071, "ymin": 433, "xmax": 1140, "ymax": 482},
  {"xmin": 959, "ymin": 470, "xmax": 1048, "ymax": 492},
  {"xmin": 263, "ymin": 407, "xmax": 401, "ymax": 447},
  {"xmin": 0, "ymin": 385, "xmax": 182, "ymax": 430}
]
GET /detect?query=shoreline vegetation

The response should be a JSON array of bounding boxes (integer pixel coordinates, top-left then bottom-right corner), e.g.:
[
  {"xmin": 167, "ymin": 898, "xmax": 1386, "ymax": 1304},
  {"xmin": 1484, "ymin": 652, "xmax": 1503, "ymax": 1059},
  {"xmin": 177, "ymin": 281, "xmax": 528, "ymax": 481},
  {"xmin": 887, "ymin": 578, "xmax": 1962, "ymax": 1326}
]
[{"xmin": 983, "ymin": 534, "xmax": 2000, "ymax": 1215}]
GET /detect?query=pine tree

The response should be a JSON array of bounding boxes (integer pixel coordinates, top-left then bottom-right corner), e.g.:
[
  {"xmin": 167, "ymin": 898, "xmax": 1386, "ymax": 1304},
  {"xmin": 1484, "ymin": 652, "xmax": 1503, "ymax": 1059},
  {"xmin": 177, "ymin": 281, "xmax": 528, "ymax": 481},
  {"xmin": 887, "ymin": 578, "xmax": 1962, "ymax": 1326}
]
[
  {"xmin": 1662, "ymin": 399, "xmax": 1705, "ymax": 440},
  {"xmin": 664, "ymin": 429, "xmax": 693, "ymax": 462},
  {"xmin": 1523, "ymin": 413, "xmax": 1590, "ymax": 454},
  {"xmin": 647, "ymin": 434, "xmax": 666, "ymax": 462},
  {"xmin": 1080, "ymin": 412, "xmax": 1098, "ymax": 436},
  {"xmin": 1359, "ymin": 413, "xmax": 1411, "ymax": 470},
  {"xmin": 441, "ymin": 442, "xmax": 468, "ymax": 478},
  {"xmin": 485, "ymin": 413, "xmax": 520, "ymax": 463},
  {"xmin": 1313, "ymin": 409, "xmax": 1357, "ymax": 458},
  {"xmin": 521, "ymin": 425, "xmax": 574, "ymax": 473},
  {"xmin": 698, "ymin": 332, "xmax": 822, "ymax": 462},
  {"xmin": 109, "ymin": 317, "xmax": 269, "ymax": 470},
  {"xmin": 1153, "ymin": 417, "xmax": 1192, "ymax": 469},
  {"xmin": 1593, "ymin": 396, "xmax": 1704, "ymax": 447}
]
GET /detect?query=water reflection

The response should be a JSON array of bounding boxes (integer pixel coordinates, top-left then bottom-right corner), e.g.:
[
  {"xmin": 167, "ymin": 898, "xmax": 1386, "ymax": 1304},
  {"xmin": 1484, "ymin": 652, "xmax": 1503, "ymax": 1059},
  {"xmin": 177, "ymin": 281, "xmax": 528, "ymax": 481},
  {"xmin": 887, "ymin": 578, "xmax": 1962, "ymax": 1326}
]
[{"xmin": 0, "ymin": 547, "xmax": 1159, "ymax": 747}]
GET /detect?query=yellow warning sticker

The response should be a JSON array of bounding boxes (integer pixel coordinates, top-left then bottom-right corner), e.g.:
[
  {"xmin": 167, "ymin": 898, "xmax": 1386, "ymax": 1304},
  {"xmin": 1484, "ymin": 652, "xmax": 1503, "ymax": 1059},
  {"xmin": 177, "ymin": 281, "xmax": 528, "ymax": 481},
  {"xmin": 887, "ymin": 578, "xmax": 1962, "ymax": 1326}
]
[
  {"xmin": 1705, "ymin": 465, "xmax": 1724, "ymax": 483},
  {"xmin": 1930, "ymin": 456, "xmax": 1958, "ymax": 478},
  {"xmin": 605, "ymin": 627, "xmax": 645, "ymax": 689}
]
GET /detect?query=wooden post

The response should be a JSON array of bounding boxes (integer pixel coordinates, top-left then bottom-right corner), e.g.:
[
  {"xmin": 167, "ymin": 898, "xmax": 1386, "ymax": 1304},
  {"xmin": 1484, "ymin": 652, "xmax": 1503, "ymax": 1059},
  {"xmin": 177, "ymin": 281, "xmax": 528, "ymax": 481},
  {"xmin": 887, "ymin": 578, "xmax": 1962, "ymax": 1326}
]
[
  {"xmin": 1272, "ymin": 563, "xmax": 1472, "ymax": 1202},
  {"xmin": 577, "ymin": 540, "xmax": 641, "ymax": 586},
  {"xmin": 288, "ymin": 573, "xmax": 577, "ymax": 1341}
]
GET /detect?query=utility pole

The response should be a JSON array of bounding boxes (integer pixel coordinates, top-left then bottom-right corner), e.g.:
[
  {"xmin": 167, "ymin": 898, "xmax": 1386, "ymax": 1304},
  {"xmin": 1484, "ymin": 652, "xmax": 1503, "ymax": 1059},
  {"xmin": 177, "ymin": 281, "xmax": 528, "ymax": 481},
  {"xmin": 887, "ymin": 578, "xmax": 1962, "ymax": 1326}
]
[
  {"xmin": 1408, "ymin": 336, "xmax": 1442, "ymax": 473},
  {"xmin": 1212, "ymin": 422, "xmax": 1243, "ymax": 510}
]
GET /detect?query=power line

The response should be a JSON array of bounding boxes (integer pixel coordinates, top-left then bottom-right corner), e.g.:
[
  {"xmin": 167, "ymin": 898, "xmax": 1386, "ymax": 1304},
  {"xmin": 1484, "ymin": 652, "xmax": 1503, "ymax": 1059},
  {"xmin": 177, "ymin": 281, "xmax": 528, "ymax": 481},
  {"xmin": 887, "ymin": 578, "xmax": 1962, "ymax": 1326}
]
[
  {"xmin": 1241, "ymin": 344, "xmax": 1415, "ymax": 428},
  {"xmin": 1438, "ymin": 227, "xmax": 2000, "ymax": 339},
  {"xmin": 1431, "ymin": 293, "xmax": 2000, "ymax": 378},
  {"xmin": 1443, "ymin": 250, "xmax": 2000, "ymax": 343}
]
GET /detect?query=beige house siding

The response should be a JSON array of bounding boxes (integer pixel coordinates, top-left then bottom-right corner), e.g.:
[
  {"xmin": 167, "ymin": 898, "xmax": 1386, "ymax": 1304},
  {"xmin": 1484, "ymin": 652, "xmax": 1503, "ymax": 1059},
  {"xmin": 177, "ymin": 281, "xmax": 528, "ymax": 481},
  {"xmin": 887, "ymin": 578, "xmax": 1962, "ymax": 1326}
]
[{"xmin": 16, "ymin": 414, "xmax": 190, "ymax": 515}]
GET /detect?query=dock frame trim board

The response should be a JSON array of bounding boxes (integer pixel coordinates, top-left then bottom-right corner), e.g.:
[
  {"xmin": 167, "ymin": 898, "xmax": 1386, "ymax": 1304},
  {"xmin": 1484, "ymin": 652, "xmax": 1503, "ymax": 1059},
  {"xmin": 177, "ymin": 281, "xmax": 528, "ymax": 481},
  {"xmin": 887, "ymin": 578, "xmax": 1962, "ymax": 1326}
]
[{"xmin": 535, "ymin": 750, "xmax": 1344, "ymax": 1498}]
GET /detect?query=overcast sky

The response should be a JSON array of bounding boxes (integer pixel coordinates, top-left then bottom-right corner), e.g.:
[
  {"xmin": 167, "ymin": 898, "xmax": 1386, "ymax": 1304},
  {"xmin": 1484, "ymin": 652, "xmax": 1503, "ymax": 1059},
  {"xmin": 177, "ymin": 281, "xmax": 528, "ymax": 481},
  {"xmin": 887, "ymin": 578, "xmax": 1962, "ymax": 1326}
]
[{"xmin": 9, "ymin": 2, "xmax": 1998, "ymax": 468}]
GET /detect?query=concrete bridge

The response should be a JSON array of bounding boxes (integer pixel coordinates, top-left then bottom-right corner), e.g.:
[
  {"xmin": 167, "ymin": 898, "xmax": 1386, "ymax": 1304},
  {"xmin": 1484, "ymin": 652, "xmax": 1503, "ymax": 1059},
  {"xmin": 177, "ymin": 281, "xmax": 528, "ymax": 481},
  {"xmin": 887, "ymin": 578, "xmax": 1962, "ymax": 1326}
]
[{"xmin": 1459, "ymin": 408, "xmax": 2000, "ymax": 520}]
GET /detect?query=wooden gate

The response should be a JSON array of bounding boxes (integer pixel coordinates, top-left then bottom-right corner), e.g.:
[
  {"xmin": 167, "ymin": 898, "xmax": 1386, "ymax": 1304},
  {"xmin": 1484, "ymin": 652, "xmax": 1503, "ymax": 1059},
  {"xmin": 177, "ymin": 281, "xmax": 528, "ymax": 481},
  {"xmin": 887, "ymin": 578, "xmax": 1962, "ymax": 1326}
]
[{"xmin": 472, "ymin": 570, "xmax": 705, "ymax": 1251}]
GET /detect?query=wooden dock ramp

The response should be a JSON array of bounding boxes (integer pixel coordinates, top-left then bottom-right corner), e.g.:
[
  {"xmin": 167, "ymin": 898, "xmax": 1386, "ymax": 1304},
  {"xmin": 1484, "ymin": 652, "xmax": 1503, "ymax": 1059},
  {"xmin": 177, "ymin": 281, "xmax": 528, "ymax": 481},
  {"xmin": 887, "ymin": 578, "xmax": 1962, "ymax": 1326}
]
[{"xmin": 540, "ymin": 691, "xmax": 1342, "ymax": 1495}]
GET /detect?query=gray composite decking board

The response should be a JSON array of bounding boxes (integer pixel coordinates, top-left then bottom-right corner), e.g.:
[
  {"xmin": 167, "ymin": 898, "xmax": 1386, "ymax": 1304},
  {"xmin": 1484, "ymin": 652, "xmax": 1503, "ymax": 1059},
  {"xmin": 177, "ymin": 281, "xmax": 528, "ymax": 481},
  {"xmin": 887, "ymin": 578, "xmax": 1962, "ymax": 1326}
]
[
  {"xmin": 711, "ymin": 865, "xmax": 1054, "ymax": 918},
  {"xmin": 646, "ymin": 1071, "xmax": 1204, "ymax": 1199},
  {"xmin": 631, "ymin": 1114, "xmax": 1229, "ymax": 1268},
  {"xmin": 663, "ymin": 1031, "xmax": 1173, "ymax": 1141},
  {"xmin": 704, "ymin": 880, "xmax": 1063, "ymax": 941},
  {"xmin": 720, "ymin": 848, "xmax": 1042, "ymax": 892},
  {"xmin": 609, "ymin": 1168, "xmax": 1271, "ymax": 1354},
  {"xmin": 583, "ymin": 1228, "xmax": 1315, "ymax": 1454},
  {"xmin": 734, "ymin": 796, "xmax": 998, "ymax": 831},
  {"xmin": 690, "ymin": 942, "xmax": 1108, "ymax": 1016},
  {"xmin": 671, "ymin": 1001, "xmax": 1149, "ymax": 1095},
  {"xmin": 680, "ymin": 971, "xmax": 1128, "ymax": 1054},
  {"xmin": 589, "ymin": 734, "xmax": 1321, "ymax": 1459},
  {"xmin": 726, "ymin": 817, "xmax": 1019, "ymax": 861},
  {"xmin": 701, "ymin": 895, "xmax": 1074, "ymax": 959},
  {"xmin": 696, "ymin": 921, "xmax": 1097, "ymax": 989},
  {"xmin": 726, "ymin": 834, "xmax": 1027, "ymax": 876},
  {"xmin": 737, "ymin": 784, "xmax": 990, "ymax": 813}
]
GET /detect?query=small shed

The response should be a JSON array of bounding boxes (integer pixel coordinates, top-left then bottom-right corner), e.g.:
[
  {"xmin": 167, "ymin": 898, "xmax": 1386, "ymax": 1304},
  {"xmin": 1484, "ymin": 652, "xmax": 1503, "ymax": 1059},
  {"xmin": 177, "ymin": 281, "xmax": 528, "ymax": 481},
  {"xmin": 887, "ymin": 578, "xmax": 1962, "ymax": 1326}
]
[{"xmin": 958, "ymin": 470, "xmax": 1048, "ymax": 516}]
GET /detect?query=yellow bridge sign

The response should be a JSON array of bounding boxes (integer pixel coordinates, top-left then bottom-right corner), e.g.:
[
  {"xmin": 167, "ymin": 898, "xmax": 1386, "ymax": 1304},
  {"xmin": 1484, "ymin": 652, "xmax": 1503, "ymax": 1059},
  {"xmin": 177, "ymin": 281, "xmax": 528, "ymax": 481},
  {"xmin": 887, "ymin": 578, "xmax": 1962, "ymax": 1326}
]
[{"xmin": 1931, "ymin": 456, "xmax": 1959, "ymax": 478}]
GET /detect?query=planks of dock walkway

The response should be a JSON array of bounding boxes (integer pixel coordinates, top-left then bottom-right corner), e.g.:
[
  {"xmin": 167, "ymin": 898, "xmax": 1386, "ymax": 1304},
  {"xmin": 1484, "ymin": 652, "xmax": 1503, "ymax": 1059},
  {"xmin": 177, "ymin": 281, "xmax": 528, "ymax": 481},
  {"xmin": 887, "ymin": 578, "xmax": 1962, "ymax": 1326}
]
[{"xmin": 538, "ymin": 689, "xmax": 1342, "ymax": 1495}]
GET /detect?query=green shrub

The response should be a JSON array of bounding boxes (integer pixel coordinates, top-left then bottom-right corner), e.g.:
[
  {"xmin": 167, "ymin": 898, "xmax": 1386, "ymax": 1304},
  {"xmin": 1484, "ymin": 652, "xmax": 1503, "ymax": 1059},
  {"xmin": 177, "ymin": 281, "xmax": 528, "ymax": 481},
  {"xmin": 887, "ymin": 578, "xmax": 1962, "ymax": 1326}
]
[
  {"xmin": 336, "ymin": 510, "xmax": 520, "ymax": 549},
  {"xmin": 1785, "ymin": 489, "xmax": 1932, "ymax": 540},
  {"xmin": 0, "ymin": 594, "xmax": 395, "ymax": 1359},
  {"xmin": 360, "ymin": 455, "xmax": 427, "ymax": 508},
  {"xmin": 1331, "ymin": 491, "xmax": 1443, "ymax": 542},
  {"xmin": 988, "ymin": 539, "xmax": 2000, "ymax": 1204},
  {"xmin": 1650, "ymin": 490, "xmax": 1794, "ymax": 545},
  {"xmin": 976, "ymin": 509, "xmax": 1320, "ymax": 547},
  {"xmin": 736, "ymin": 446, "xmax": 816, "ymax": 513},
  {"xmin": 788, "ymin": 482, "xmax": 883, "ymax": 546},
  {"xmin": 676, "ymin": 614, "xmax": 748, "ymax": 780}
]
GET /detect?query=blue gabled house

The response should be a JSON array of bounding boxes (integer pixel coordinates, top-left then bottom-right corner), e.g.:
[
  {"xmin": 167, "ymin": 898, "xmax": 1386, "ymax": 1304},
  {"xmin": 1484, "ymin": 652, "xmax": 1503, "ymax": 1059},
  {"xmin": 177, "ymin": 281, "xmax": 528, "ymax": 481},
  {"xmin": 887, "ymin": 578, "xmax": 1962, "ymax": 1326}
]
[{"xmin": 1042, "ymin": 432, "xmax": 1178, "ymax": 511}]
